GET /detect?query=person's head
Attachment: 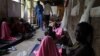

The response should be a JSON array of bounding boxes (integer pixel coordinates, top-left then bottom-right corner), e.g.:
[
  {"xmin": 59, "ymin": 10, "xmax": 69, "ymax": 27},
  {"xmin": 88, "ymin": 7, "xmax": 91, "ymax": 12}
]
[
  {"xmin": 75, "ymin": 22, "xmax": 93, "ymax": 44},
  {"xmin": 37, "ymin": 1, "xmax": 40, "ymax": 5},
  {"xmin": 55, "ymin": 19, "xmax": 60, "ymax": 22},
  {"xmin": 47, "ymin": 26, "xmax": 56, "ymax": 40},
  {"xmin": 44, "ymin": 1, "xmax": 49, "ymax": 4},
  {"xmin": 54, "ymin": 22, "xmax": 60, "ymax": 28},
  {"xmin": 55, "ymin": 19, "xmax": 61, "ymax": 27},
  {"xmin": 20, "ymin": 19, "xmax": 26, "ymax": 23},
  {"xmin": 48, "ymin": 26, "xmax": 53, "ymax": 32}
]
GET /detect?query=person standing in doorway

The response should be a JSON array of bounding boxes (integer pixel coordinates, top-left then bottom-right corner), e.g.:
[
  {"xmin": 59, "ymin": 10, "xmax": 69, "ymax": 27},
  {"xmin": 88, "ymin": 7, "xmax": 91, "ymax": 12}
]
[
  {"xmin": 43, "ymin": 1, "xmax": 53, "ymax": 28},
  {"xmin": 35, "ymin": 1, "xmax": 44, "ymax": 30}
]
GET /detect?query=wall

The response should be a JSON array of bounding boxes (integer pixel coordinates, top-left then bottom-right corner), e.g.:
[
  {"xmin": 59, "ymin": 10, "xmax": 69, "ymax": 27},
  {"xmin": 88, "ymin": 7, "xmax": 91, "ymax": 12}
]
[
  {"xmin": 92, "ymin": 2, "xmax": 100, "ymax": 56},
  {"xmin": 51, "ymin": 6, "xmax": 58, "ymax": 15},
  {"xmin": 91, "ymin": 17, "xmax": 100, "ymax": 56},
  {"xmin": 8, "ymin": 0, "xmax": 21, "ymax": 17},
  {"xmin": 0, "ymin": 0, "xmax": 7, "ymax": 17},
  {"xmin": 0, "ymin": 0, "xmax": 21, "ymax": 18}
]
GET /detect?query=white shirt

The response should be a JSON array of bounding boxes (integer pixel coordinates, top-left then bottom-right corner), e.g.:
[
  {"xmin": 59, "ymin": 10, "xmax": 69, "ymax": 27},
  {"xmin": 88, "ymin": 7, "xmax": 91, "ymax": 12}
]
[{"xmin": 44, "ymin": 4, "xmax": 52, "ymax": 15}]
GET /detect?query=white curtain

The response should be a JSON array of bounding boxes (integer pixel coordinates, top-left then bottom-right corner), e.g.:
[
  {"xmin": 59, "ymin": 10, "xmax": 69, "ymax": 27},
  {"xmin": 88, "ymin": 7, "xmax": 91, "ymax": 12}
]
[
  {"xmin": 61, "ymin": 7, "xmax": 67, "ymax": 31},
  {"xmin": 79, "ymin": 0, "xmax": 95, "ymax": 23},
  {"xmin": 71, "ymin": 3, "xmax": 79, "ymax": 16},
  {"xmin": 61, "ymin": 0, "xmax": 77, "ymax": 45},
  {"xmin": 61, "ymin": 0, "xmax": 72, "ymax": 31}
]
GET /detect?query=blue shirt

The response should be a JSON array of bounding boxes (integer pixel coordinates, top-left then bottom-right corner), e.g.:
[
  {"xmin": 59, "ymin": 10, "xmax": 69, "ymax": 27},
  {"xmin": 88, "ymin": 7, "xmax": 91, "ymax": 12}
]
[{"xmin": 35, "ymin": 4, "xmax": 44, "ymax": 15}]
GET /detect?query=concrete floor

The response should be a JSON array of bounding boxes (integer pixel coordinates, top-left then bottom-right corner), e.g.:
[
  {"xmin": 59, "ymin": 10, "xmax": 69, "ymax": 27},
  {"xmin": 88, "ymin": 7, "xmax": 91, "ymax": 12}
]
[{"xmin": 3, "ymin": 29, "xmax": 44, "ymax": 56}]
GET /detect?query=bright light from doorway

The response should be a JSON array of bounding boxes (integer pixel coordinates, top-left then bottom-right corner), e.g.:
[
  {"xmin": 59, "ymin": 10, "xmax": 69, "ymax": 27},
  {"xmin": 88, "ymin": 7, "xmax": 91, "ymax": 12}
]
[
  {"xmin": 12, "ymin": 0, "xmax": 20, "ymax": 2},
  {"xmin": 34, "ymin": 0, "xmax": 38, "ymax": 1}
]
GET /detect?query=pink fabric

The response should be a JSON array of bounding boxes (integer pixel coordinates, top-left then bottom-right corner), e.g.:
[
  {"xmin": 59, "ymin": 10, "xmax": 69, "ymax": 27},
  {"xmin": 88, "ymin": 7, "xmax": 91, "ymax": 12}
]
[
  {"xmin": 34, "ymin": 48, "xmax": 62, "ymax": 56},
  {"xmin": 53, "ymin": 27, "xmax": 63, "ymax": 39},
  {"xmin": 59, "ymin": 48, "xmax": 62, "ymax": 56},
  {"xmin": 0, "ymin": 25, "xmax": 1, "ymax": 38},
  {"xmin": 0, "ymin": 21, "xmax": 16, "ymax": 40},
  {"xmin": 35, "ymin": 36, "xmax": 60, "ymax": 56}
]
